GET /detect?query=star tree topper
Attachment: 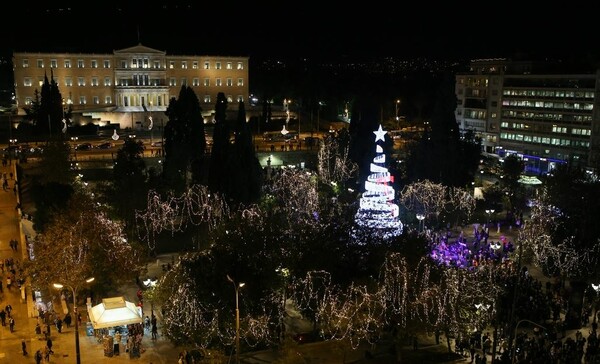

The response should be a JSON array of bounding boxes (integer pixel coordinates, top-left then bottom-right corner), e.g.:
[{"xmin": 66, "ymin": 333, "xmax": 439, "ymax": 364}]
[{"xmin": 373, "ymin": 124, "xmax": 387, "ymax": 142}]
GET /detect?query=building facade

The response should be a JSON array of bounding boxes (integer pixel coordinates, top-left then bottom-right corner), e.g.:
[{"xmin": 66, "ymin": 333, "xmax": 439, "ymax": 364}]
[
  {"xmin": 12, "ymin": 44, "xmax": 249, "ymax": 130},
  {"xmin": 456, "ymin": 59, "xmax": 600, "ymax": 174}
]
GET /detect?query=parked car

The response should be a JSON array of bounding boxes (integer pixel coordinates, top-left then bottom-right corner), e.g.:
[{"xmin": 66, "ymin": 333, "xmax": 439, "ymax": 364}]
[
  {"xmin": 96, "ymin": 142, "xmax": 113, "ymax": 149},
  {"xmin": 75, "ymin": 142, "xmax": 93, "ymax": 151}
]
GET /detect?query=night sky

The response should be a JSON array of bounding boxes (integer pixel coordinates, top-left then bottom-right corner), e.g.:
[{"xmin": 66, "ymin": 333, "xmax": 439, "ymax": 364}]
[{"xmin": 2, "ymin": 4, "xmax": 598, "ymax": 62}]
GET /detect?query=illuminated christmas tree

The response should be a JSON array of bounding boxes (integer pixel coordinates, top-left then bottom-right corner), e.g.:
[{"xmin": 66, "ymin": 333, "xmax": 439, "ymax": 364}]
[{"xmin": 353, "ymin": 125, "xmax": 403, "ymax": 242}]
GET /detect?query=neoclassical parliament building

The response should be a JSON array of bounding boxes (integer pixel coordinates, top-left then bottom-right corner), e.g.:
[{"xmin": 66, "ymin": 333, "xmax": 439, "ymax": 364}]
[{"xmin": 12, "ymin": 43, "xmax": 250, "ymax": 130}]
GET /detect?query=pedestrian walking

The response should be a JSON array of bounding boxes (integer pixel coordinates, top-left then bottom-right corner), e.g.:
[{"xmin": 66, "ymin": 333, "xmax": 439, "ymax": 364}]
[
  {"xmin": 9, "ymin": 317, "xmax": 15, "ymax": 332},
  {"xmin": 21, "ymin": 339, "xmax": 27, "ymax": 355},
  {"xmin": 46, "ymin": 337, "xmax": 54, "ymax": 354},
  {"xmin": 35, "ymin": 349, "xmax": 42, "ymax": 364}
]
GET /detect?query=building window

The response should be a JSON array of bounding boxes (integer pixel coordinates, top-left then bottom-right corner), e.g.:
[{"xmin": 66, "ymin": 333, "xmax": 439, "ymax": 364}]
[
  {"xmin": 181, "ymin": 78, "xmax": 187, "ymax": 86},
  {"xmin": 77, "ymin": 59, "xmax": 84, "ymax": 68},
  {"xmin": 226, "ymin": 62, "xmax": 232, "ymax": 70},
  {"xmin": 215, "ymin": 78, "xmax": 222, "ymax": 87},
  {"xmin": 104, "ymin": 77, "xmax": 111, "ymax": 86},
  {"xmin": 204, "ymin": 95, "xmax": 211, "ymax": 103},
  {"xmin": 132, "ymin": 59, "xmax": 138, "ymax": 68},
  {"xmin": 204, "ymin": 78, "xmax": 210, "ymax": 87},
  {"xmin": 169, "ymin": 61, "xmax": 175, "ymax": 69},
  {"xmin": 143, "ymin": 59, "xmax": 149, "ymax": 68},
  {"xmin": 38, "ymin": 77, "xmax": 44, "ymax": 87},
  {"xmin": 204, "ymin": 62, "xmax": 210, "ymax": 69},
  {"xmin": 23, "ymin": 78, "xmax": 32, "ymax": 87},
  {"xmin": 93, "ymin": 96, "xmax": 99, "ymax": 105},
  {"xmin": 64, "ymin": 59, "xmax": 72, "ymax": 68},
  {"xmin": 169, "ymin": 78, "xmax": 176, "ymax": 86},
  {"xmin": 227, "ymin": 95, "xmax": 233, "ymax": 102},
  {"xmin": 193, "ymin": 61, "xmax": 198, "ymax": 69},
  {"xmin": 215, "ymin": 62, "xmax": 222, "ymax": 70},
  {"xmin": 237, "ymin": 62, "xmax": 243, "ymax": 70},
  {"xmin": 182, "ymin": 61, "xmax": 187, "ymax": 69},
  {"xmin": 25, "ymin": 97, "xmax": 32, "ymax": 105},
  {"xmin": 226, "ymin": 78, "xmax": 233, "ymax": 87},
  {"xmin": 192, "ymin": 78, "xmax": 200, "ymax": 86},
  {"xmin": 237, "ymin": 95, "xmax": 243, "ymax": 102},
  {"xmin": 79, "ymin": 96, "xmax": 86, "ymax": 104},
  {"xmin": 153, "ymin": 60, "xmax": 160, "ymax": 69},
  {"xmin": 37, "ymin": 59, "xmax": 44, "ymax": 68},
  {"xmin": 78, "ymin": 77, "xmax": 85, "ymax": 86},
  {"xmin": 91, "ymin": 60, "xmax": 98, "ymax": 68},
  {"xmin": 104, "ymin": 60, "xmax": 110, "ymax": 68},
  {"xmin": 105, "ymin": 96, "xmax": 112, "ymax": 104},
  {"xmin": 50, "ymin": 59, "xmax": 58, "ymax": 68},
  {"xmin": 237, "ymin": 78, "xmax": 244, "ymax": 86},
  {"xmin": 65, "ymin": 77, "xmax": 72, "ymax": 87},
  {"xmin": 91, "ymin": 77, "xmax": 99, "ymax": 87},
  {"xmin": 22, "ymin": 59, "xmax": 29, "ymax": 68}
]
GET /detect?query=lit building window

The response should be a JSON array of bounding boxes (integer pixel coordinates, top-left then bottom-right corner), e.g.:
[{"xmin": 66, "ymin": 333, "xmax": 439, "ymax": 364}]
[
  {"xmin": 193, "ymin": 61, "xmax": 198, "ymax": 69},
  {"xmin": 192, "ymin": 78, "xmax": 199, "ymax": 86},
  {"xmin": 237, "ymin": 78, "xmax": 244, "ymax": 86},
  {"xmin": 226, "ymin": 78, "xmax": 233, "ymax": 86},
  {"xmin": 65, "ymin": 78, "xmax": 72, "ymax": 87},
  {"xmin": 91, "ymin": 77, "xmax": 98, "ymax": 86},
  {"xmin": 77, "ymin": 59, "xmax": 84, "ymax": 68},
  {"xmin": 215, "ymin": 78, "xmax": 221, "ymax": 87},
  {"xmin": 204, "ymin": 95, "xmax": 211, "ymax": 103},
  {"xmin": 237, "ymin": 62, "xmax": 243, "ymax": 70},
  {"xmin": 79, "ymin": 96, "xmax": 86, "ymax": 104},
  {"xmin": 215, "ymin": 62, "xmax": 221, "ymax": 70},
  {"xmin": 204, "ymin": 78, "xmax": 210, "ymax": 87},
  {"xmin": 93, "ymin": 96, "xmax": 99, "ymax": 104},
  {"xmin": 105, "ymin": 96, "xmax": 112, "ymax": 104},
  {"xmin": 227, "ymin": 95, "xmax": 233, "ymax": 102},
  {"xmin": 169, "ymin": 61, "xmax": 175, "ymax": 69},
  {"xmin": 226, "ymin": 62, "xmax": 232, "ymax": 70},
  {"xmin": 65, "ymin": 60, "xmax": 71, "ymax": 68},
  {"xmin": 22, "ymin": 59, "xmax": 29, "ymax": 68},
  {"xmin": 204, "ymin": 62, "xmax": 210, "ymax": 69},
  {"xmin": 37, "ymin": 59, "xmax": 44, "ymax": 68},
  {"xmin": 24, "ymin": 78, "xmax": 32, "ymax": 87},
  {"xmin": 170, "ymin": 78, "xmax": 176, "ymax": 86},
  {"xmin": 182, "ymin": 61, "xmax": 187, "ymax": 69},
  {"xmin": 104, "ymin": 77, "xmax": 111, "ymax": 86},
  {"xmin": 104, "ymin": 60, "xmax": 111, "ymax": 68},
  {"xmin": 78, "ymin": 77, "xmax": 85, "ymax": 86},
  {"xmin": 50, "ymin": 59, "xmax": 57, "ymax": 68}
]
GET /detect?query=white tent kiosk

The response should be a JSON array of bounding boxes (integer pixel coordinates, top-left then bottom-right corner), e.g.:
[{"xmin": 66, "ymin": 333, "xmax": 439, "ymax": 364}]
[{"xmin": 88, "ymin": 296, "xmax": 143, "ymax": 329}]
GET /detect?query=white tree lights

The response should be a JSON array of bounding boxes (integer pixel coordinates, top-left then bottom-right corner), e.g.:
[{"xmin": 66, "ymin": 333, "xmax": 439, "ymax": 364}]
[{"xmin": 353, "ymin": 125, "xmax": 403, "ymax": 241}]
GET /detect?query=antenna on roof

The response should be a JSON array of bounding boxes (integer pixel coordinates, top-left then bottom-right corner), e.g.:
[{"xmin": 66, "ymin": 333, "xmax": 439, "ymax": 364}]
[{"xmin": 137, "ymin": 25, "xmax": 141, "ymax": 44}]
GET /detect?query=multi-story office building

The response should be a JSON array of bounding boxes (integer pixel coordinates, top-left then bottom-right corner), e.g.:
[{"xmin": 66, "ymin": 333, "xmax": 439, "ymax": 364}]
[
  {"xmin": 12, "ymin": 43, "xmax": 249, "ymax": 130},
  {"xmin": 456, "ymin": 59, "xmax": 600, "ymax": 174}
]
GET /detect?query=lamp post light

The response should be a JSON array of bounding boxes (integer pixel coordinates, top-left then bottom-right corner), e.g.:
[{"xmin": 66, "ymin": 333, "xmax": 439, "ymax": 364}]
[
  {"xmin": 227, "ymin": 275, "xmax": 245, "ymax": 364},
  {"xmin": 395, "ymin": 99, "xmax": 401, "ymax": 130},
  {"xmin": 53, "ymin": 277, "xmax": 95, "ymax": 364},
  {"xmin": 143, "ymin": 278, "xmax": 158, "ymax": 315},
  {"xmin": 511, "ymin": 319, "xmax": 546, "ymax": 364},
  {"xmin": 592, "ymin": 284, "xmax": 600, "ymax": 323},
  {"xmin": 485, "ymin": 209, "xmax": 495, "ymax": 228},
  {"xmin": 416, "ymin": 213, "xmax": 425, "ymax": 232}
]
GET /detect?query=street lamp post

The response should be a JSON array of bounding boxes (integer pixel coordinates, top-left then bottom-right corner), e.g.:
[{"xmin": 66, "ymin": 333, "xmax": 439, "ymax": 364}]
[
  {"xmin": 511, "ymin": 319, "xmax": 546, "ymax": 364},
  {"xmin": 592, "ymin": 284, "xmax": 600, "ymax": 323},
  {"xmin": 416, "ymin": 213, "xmax": 425, "ymax": 232},
  {"xmin": 53, "ymin": 277, "xmax": 95, "ymax": 364},
  {"xmin": 395, "ymin": 99, "xmax": 401, "ymax": 130},
  {"xmin": 227, "ymin": 275, "xmax": 245, "ymax": 364},
  {"xmin": 485, "ymin": 209, "xmax": 495, "ymax": 229}
]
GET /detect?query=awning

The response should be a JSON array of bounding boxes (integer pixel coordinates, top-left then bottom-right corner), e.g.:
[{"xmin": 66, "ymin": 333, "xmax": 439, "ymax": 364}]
[{"xmin": 88, "ymin": 296, "xmax": 143, "ymax": 329}]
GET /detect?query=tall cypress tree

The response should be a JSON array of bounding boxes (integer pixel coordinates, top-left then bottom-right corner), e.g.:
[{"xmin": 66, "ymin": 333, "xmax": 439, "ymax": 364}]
[
  {"xmin": 163, "ymin": 86, "xmax": 205, "ymax": 192},
  {"xmin": 208, "ymin": 92, "xmax": 230, "ymax": 194},
  {"xmin": 226, "ymin": 100, "xmax": 263, "ymax": 204}
]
